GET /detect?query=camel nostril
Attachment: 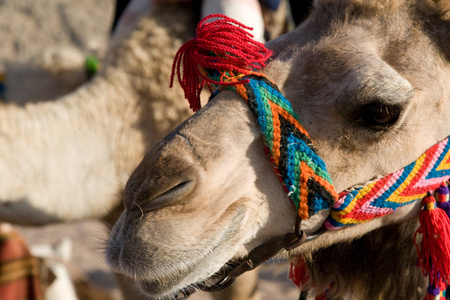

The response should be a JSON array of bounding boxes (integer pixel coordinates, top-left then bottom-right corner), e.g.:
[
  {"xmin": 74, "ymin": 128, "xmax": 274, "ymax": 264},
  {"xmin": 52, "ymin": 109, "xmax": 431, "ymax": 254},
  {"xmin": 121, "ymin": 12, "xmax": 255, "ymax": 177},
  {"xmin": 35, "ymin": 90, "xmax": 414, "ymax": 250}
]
[
  {"xmin": 127, "ymin": 180, "xmax": 195, "ymax": 212},
  {"xmin": 154, "ymin": 180, "xmax": 193, "ymax": 202}
]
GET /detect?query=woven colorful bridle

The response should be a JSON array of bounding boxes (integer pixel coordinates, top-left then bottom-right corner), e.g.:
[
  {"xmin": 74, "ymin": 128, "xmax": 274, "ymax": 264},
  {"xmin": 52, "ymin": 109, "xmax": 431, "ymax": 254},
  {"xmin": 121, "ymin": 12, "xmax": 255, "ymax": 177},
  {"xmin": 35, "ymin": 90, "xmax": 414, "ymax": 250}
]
[{"xmin": 170, "ymin": 14, "xmax": 450, "ymax": 299}]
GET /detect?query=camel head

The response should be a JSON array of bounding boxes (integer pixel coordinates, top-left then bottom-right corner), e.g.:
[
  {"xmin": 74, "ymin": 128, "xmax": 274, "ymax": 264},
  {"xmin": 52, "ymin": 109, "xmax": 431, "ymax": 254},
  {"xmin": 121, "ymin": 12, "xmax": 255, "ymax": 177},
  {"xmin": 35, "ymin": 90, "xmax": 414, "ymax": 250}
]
[{"xmin": 106, "ymin": 0, "xmax": 450, "ymax": 298}]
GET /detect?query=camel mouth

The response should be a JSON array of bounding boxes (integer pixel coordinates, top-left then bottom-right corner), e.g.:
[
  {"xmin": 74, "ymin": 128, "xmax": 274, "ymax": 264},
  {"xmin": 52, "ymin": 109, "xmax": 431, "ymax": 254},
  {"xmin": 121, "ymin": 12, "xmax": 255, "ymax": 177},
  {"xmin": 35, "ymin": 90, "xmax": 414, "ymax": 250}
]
[
  {"xmin": 136, "ymin": 225, "xmax": 329, "ymax": 300},
  {"xmin": 138, "ymin": 259, "xmax": 245, "ymax": 300},
  {"xmin": 127, "ymin": 205, "xmax": 248, "ymax": 300}
]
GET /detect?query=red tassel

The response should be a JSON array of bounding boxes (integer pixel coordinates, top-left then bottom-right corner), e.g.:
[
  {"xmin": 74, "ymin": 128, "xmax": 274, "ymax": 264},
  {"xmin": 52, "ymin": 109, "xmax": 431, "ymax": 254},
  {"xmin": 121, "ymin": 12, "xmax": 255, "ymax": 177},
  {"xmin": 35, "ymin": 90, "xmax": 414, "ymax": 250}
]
[
  {"xmin": 169, "ymin": 14, "xmax": 272, "ymax": 112},
  {"xmin": 289, "ymin": 255, "xmax": 309, "ymax": 289},
  {"xmin": 414, "ymin": 194, "xmax": 450, "ymax": 286}
]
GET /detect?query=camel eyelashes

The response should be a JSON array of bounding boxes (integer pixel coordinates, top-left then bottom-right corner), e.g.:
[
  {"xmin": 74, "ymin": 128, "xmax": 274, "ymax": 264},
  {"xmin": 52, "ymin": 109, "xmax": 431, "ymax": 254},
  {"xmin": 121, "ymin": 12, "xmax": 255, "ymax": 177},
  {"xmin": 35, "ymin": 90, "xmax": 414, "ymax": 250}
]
[{"xmin": 357, "ymin": 102, "xmax": 402, "ymax": 130}]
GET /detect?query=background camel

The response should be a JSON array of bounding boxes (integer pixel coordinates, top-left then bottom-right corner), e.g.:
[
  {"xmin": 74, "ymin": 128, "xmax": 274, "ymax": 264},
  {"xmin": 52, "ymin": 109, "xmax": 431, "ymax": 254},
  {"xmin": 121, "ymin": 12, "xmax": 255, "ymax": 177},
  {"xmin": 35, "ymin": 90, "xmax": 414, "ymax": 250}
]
[
  {"xmin": 0, "ymin": 0, "xmax": 300, "ymax": 299},
  {"xmin": 0, "ymin": 2, "xmax": 196, "ymax": 299},
  {"xmin": 0, "ymin": 1, "xmax": 197, "ymax": 225},
  {"xmin": 106, "ymin": 0, "xmax": 450, "ymax": 299}
]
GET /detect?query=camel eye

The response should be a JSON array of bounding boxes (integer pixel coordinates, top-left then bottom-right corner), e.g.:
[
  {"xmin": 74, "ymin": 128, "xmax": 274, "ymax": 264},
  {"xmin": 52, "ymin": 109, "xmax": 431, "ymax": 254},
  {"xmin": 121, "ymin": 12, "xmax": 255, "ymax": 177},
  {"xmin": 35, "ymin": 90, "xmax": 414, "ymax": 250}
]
[{"xmin": 358, "ymin": 102, "xmax": 402, "ymax": 130}]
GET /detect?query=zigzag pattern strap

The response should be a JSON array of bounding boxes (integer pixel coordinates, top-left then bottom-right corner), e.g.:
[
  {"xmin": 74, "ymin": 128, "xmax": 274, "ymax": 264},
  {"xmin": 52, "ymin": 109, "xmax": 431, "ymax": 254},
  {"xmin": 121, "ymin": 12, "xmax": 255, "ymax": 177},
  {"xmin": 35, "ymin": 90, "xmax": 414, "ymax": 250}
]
[
  {"xmin": 325, "ymin": 136, "xmax": 450, "ymax": 228},
  {"xmin": 214, "ymin": 74, "xmax": 338, "ymax": 219}
]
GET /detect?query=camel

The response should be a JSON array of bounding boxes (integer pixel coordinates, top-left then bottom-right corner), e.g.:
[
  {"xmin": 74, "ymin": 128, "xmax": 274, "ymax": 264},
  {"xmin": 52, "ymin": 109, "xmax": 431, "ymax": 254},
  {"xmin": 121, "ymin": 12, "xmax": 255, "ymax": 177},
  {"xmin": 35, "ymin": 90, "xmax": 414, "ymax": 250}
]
[
  {"xmin": 0, "ymin": 2, "xmax": 197, "ymax": 225},
  {"xmin": 106, "ymin": 0, "xmax": 450, "ymax": 299}
]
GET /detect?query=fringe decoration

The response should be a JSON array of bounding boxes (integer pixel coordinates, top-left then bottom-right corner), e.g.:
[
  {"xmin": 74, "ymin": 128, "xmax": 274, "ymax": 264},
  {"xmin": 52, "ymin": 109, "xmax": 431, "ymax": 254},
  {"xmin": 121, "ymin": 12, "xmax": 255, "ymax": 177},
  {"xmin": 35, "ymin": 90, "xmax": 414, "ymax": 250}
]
[
  {"xmin": 169, "ymin": 14, "xmax": 272, "ymax": 112},
  {"xmin": 414, "ymin": 193, "xmax": 450, "ymax": 294},
  {"xmin": 171, "ymin": 15, "xmax": 336, "ymax": 220}
]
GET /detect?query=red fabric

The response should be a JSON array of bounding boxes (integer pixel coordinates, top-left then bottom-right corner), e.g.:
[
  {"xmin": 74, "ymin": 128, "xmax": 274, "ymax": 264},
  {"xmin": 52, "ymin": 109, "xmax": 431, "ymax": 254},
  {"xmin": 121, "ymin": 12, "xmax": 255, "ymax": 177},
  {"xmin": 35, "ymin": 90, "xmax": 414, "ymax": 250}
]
[
  {"xmin": 0, "ymin": 227, "xmax": 43, "ymax": 300},
  {"xmin": 414, "ymin": 195, "xmax": 450, "ymax": 286},
  {"xmin": 289, "ymin": 255, "xmax": 309, "ymax": 289}
]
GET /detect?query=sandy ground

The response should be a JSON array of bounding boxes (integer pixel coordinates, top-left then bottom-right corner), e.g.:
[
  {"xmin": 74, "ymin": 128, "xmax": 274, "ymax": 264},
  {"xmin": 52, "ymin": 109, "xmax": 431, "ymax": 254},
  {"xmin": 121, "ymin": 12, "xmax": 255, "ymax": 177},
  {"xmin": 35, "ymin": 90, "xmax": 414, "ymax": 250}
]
[{"xmin": 0, "ymin": 1, "xmax": 300, "ymax": 299}]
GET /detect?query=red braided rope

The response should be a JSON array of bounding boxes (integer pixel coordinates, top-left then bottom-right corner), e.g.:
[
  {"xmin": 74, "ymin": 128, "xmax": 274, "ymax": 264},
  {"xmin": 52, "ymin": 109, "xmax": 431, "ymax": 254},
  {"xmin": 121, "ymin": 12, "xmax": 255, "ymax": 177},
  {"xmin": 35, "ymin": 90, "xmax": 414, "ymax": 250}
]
[{"xmin": 170, "ymin": 14, "xmax": 273, "ymax": 112}]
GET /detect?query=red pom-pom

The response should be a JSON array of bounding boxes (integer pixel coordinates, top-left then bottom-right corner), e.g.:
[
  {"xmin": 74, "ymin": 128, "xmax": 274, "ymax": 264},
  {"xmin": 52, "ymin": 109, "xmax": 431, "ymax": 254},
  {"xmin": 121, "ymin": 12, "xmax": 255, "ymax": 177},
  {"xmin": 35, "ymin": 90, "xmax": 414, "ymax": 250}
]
[
  {"xmin": 169, "ymin": 14, "xmax": 272, "ymax": 112},
  {"xmin": 289, "ymin": 255, "xmax": 309, "ymax": 289},
  {"xmin": 414, "ymin": 194, "xmax": 450, "ymax": 286}
]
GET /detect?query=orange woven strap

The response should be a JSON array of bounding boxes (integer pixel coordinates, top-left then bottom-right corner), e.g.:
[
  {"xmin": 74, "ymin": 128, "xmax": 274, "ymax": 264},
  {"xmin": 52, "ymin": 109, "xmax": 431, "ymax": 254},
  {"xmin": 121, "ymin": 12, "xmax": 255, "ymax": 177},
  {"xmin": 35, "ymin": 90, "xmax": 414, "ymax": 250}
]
[{"xmin": 211, "ymin": 74, "xmax": 338, "ymax": 219}]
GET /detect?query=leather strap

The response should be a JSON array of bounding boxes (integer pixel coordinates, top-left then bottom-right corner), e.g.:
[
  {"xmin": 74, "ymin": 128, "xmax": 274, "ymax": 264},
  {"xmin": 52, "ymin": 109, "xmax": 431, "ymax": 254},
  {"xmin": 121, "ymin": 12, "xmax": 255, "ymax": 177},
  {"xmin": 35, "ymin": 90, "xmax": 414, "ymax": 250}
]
[{"xmin": 198, "ymin": 215, "xmax": 306, "ymax": 292}]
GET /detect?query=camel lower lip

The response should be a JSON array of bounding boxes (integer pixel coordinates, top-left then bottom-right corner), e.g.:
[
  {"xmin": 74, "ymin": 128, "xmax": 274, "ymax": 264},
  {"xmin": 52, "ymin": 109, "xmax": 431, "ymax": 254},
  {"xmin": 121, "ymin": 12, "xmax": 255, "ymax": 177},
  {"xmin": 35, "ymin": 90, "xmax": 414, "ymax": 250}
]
[
  {"xmin": 139, "ymin": 279, "xmax": 197, "ymax": 300},
  {"xmin": 138, "ymin": 260, "xmax": 241, "ymax": 299},
  {"xmin": 111, "ymin": 206, "xmax": 247, "ymax": 299}
]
